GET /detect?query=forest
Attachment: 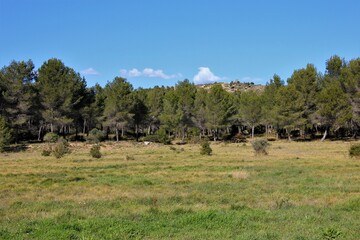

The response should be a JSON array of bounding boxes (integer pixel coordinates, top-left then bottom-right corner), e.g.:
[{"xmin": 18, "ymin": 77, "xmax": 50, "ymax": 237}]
[{"xmin": 0, "ymin": 55, "xmax": 359, "ymax": 150}]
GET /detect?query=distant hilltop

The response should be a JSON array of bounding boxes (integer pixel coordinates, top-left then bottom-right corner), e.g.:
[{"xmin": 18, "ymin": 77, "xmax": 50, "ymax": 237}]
[{"xmin": 196, "ymin": 80, "xmax": 265, "ymax": 93}]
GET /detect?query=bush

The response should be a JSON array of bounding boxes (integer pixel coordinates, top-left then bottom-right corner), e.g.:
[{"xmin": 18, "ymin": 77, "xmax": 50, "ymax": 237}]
[
  {"xmin": 90, "ymin": 144, "xmax": 102, "ymax": 158},
  {"xmin": 143, "ymin": 127, "xmax": 171, "ymax": 145},
  {"xmin": 157, "ymin": 127, "xmax": 171, "ymax": 144},
  {"xmin": 86, "ymin": 128, "xmax": 105, "ymax": 143},
  {"xmin": 322, "ymin": 228, "xmax": 341, "ymax": 240},
  {"xmin": 349, "ymin": 143, "xmax": 360, "ymax": 158},
  {"xmin": 251, "ymin": 139, "xmax": 270, "ymax": 155},
  {"xmin": 200, "ymin": 140, "xmax": 212, "ymax": 155},
  {"xmin": 43, "ymin": 132, "xmax": 59, "ymax": 143},
  {"xmin": 41, "ymin": 149, "xmax": 52, "ymax": 156},
  {"xmin": 53, "ymin": 138, "xmax": 70, "ymax": 159}
]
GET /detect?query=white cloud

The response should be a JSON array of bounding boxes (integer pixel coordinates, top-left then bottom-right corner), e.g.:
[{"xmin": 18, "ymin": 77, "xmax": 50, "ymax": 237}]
[
  {"xmin": 81, "ymin": 68, "xmax": 99, "ymax": 75},
  {"xmin": 120, "ymin": 68, "xmax": 181, "ymax": 79},
  {"xmin": 193, "ymin": 67, "xmax": 224, "ymax": 84}
]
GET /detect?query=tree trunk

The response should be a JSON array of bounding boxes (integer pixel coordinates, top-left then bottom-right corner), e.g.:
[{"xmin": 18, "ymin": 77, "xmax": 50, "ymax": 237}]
[
  {"xmin": 265, "ymin": 124, "xmax": 268, "ymax": 138},
  {"xmin": 135, "ymin": 124, "xmax": 139, "ymax": 142},
  {"xmin": 251, "ymin": 125, "xmax": 255, "ymax": 139},
  {"xmin": 83, "ymin": 119, "xmax": 86, "ymax": 134},
  {"xmin": 181, "ymin": 127, "xmax": 185, "ymax": 143},
  {"xmin": 38, "ymin": 125, "xmax": 42, "ymax": 141},
  {"xmin": 121, "ymin": 126, "xmax": 124, "ymax": 138},
  {"xmin": 148, "ymin": 125, "xmax": 151, "ymax": 135},
  {"xmin": 321, "ymin": 128, "xmax": 328, "ymax": 142},
  {"xmin": 116, "ymin": 128, "xmax": 119, "ymax": 142},
  {"xmin": 50, "ymin": 123, "xmax": 53, "ymax": 133},
  {"xmin": 287, "ymin": 129, "xmax": 292, "ymax": 141}
]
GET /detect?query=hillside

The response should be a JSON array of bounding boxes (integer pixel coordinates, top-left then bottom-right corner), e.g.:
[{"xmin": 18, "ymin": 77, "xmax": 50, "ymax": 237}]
[{"xmin": 196, "ymin": 80, "xmax": 265, "ymax": 93}]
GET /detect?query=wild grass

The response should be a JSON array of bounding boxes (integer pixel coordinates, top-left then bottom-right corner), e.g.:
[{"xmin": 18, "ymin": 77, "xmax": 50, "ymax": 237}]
[{"xmin": 0, "ymin": 140, "xmax": 359, "ymax": 239}]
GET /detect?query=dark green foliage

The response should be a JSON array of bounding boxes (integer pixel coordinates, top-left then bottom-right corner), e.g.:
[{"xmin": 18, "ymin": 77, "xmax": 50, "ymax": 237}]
[
  {"xmin": 200, "ymin": 140, "xmax": 212, "ymax": 155},
  {"xmin": 238, "ymin": 91, "xmax": 263, "ymax": 138},
  {"xmin": 143, "ymin": 128, "xmax": 171, "ymax": 145},
  {"xmin": 53, "ymin": 138, "xmax": 70, "ymax": 159},
  {"xmin": 41, "ymin": 150, "xmax": 51, "ymax": 156},
  {"xmin": 157, "ymin": 127, "xmax": 171, "ymax": 144},
  {"xmin": 0, "ymin": 60, "xmax": 38, "ymax": 142},
  {"xmin": 86, "ymin": 128, "xmax": 105, "ymax": 143},
  {"xmin": 251, "ymin": 139, "xmax": 270, "ymax": 155},
  {"xmin": 43, "ymin": 132, "xmax": 59, "ymax": 143},
  {"xmin": 37, "ymin": 58, "xmax": 87, "ymax": 133},
  {"xmin": 322, "ymin": 228, "xmax": 342, "ymax": 240},
  {"xmin": 0, "ymin": 55, "xmax": 360, "ymax": 143},
  {"xmin": 349, "ymin": 144, "xmax": 360, "ymax": 158},
  {"xmin": 90, "ymin": 144, "xmax": 101, "ymax": 158},
  {"xmin": 0, "ymin": 116, "xmax": 12, "ymax": 152}
]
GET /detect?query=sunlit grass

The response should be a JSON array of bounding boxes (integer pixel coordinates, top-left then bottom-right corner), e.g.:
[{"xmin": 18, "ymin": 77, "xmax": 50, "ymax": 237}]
[{"xmin": 0, "ymin": 140, "xmax": 359, "ymax": 239}]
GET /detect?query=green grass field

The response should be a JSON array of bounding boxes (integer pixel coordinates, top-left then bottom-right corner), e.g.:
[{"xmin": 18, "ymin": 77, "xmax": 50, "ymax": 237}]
[{"xmin": 0, "ymin": 141, "xmax": 359, "ymax": 239}]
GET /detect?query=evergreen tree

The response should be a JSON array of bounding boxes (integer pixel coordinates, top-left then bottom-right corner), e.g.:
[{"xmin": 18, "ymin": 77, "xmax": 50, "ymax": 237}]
[
  {"xmin": 262, "ymin": 74, "xmax": 284, "ymax": 137},
  {"xmin": 37, "ymin": 58, "xmax": 87, "ymax": 135},
  {"xmin": 0, "ymin": 60, "xmax": 38, "ymax": 141},
  {"xmin": 340, "ymin": 58, "xmax": 360, "ymax": 137},
  {"xmin": 205, "ymin": 84, "xmax": 235, "ymax": 141},
  {"xmin": 287, "ymin": 64, "xmax": 320, "ymax": 137},
  {"xmin": 238, "ymin": 91, "xmax": 263, "ymax": 138},
  {"xmin": 193, "ymin": 88, "xmax": 208, "ymax": 138},
  {"xmin": 145, "ymin": 86, "xmax": 166, "ymax": 134},
  {"xmin": 174, "ymin": 79, "xmax": 197, "ymax": 142},
  {"xmin": 274, "ymin": 85, "xmax": 304, "ymax": 140},
  {"xmin": 316, "ymin": 80, "xmax": 352, "ymax": 140},
  {"xmin": 0, "ymin": 116, "xmax": 12, "ymax": 152},
  {"xmin": 103, "ymin": 77, "xmax": 133, "ymax": 141},
  {"xmin": 130, "ymin": 90, "xmax": 149, "ymax": 141},
  {"xmin": 160, "ymin": 88, "xmax": 179, "ymax": 137}
]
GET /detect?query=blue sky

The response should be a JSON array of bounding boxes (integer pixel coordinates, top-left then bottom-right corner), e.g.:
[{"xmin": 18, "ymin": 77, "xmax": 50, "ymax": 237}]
[{"xmin": 1, "ymin": 0, "xmax": 359, "ymax": 88}]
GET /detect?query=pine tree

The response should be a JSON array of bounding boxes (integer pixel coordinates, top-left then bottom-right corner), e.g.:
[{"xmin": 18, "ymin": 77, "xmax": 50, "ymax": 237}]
[
  {"xmin": 238, "ymin": 91, "xmax": 263, "ymax": 138},
  {"xmin": 0, "ymin": 116, "xmax": 12, "ymax": 152},
  {"xmin": 37, "ymin": 58, "xmax": 87, "ymax": 135},
  {"xmin": 103, "ymin": 77, "xmax": 133, "ymax": 141}
]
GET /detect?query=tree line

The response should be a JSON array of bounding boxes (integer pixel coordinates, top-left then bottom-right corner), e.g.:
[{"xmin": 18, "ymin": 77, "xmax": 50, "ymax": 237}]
[{"xmin": 0, "ymin": 56, "xmax": 359, "ymax": 148}]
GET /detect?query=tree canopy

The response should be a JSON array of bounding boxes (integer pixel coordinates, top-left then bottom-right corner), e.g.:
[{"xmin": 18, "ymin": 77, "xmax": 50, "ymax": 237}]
[{"xmin": 0, "ymin": 55, "xmax": 359, "ymax": 145}]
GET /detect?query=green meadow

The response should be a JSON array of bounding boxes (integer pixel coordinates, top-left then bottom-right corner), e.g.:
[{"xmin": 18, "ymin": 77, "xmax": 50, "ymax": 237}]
[{"xmin": 0, "ymin": 141, "xmax": 359, "ymax": 239}]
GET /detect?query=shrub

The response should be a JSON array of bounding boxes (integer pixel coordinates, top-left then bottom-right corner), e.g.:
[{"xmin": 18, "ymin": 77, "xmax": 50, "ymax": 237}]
[
  {"xmin": 43, "ymin": 132, "xmax": 59, "ymax": 143},
  {"xmin": 53, "ymin": 138, "xmax": 70, "ymax": 159},
  {"xmin": 90, "ymin": 144, "xmax": 102, "ymax": 158},
  {"xmin": 125, "ymin": 155, "xmax": 135, "ymax": 160},
  {"xmin": 41, "ymin": 149, "xmax": 52, "ymax": 156},
  {"xmin": 251, "ymin": 139, "xmax": 270, "ymax": 155},
  {"xmin": 349, "ymin": 143, "xmax": 360, "ymax": 158},
  {"xmin": 200, "ymin": 140, "xmax": 212, "ymax": 155},
  {"xmin": 157, "ymin": 127, "xmax": 171, "ymax": 144},
  {"xmin": 143, "ymin": 127, "xmax": 171, "ymax": 145},
  {"xmin": 322, "ymin": 228, "xmax": 341, "ymax": 240},
  {"xmin": 86, "ymin": 128, "xmax": 105, "ymax": 143}
]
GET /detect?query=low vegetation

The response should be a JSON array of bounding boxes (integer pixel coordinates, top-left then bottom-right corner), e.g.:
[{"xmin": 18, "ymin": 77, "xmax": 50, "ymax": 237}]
[
  {"xmin": 0, "ymin": 141, "xmax": 359, "ymax": 239},
  {"xmin": 90, "ymin": 144, "xmax": 101, "ymax": 158},
  {"xmin": 349, "ymin": 143, "xmax": 360, "ymax": 158},
  {"xmin": 200, "ymin": 140, "xmax": 212, "ymax": 155},
  {"xmin": 251, "ymin": 138, "xmax": 270, "ymax": 155}
]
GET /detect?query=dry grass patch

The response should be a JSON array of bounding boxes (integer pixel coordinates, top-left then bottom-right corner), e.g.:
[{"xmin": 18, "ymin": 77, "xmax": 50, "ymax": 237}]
[{"xmin": 230, "ymin": 170, "xmax": 250, "ymax": 179}]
